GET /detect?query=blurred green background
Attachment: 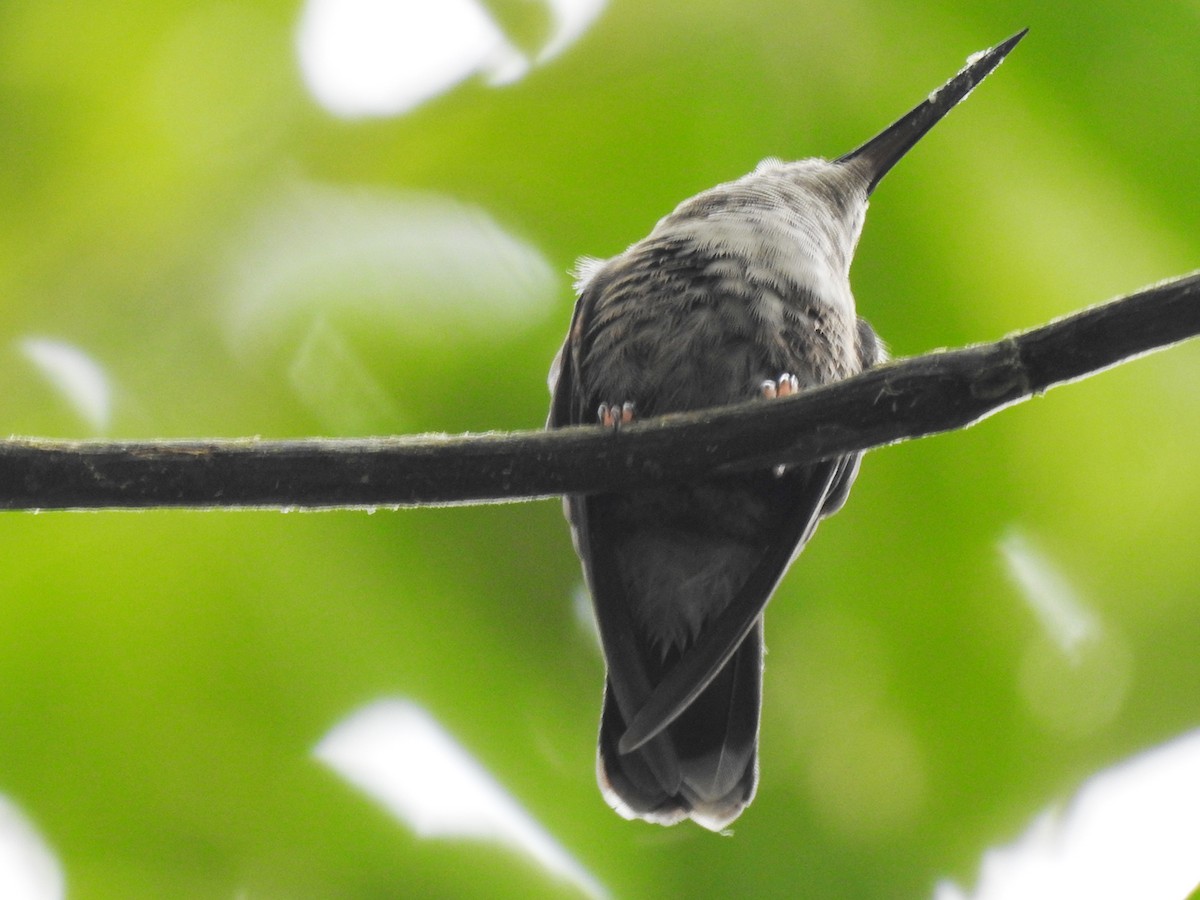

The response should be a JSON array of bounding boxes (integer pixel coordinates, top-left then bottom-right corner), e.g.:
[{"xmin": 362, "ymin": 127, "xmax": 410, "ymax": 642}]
[{"xmin": 0, "ymin": 1, "xmax": 1197, "ymax": 897}]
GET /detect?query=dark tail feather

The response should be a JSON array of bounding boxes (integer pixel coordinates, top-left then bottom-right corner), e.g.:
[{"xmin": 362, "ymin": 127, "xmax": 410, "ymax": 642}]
[{"xmin": 597, "ymin": 624, "xmax": 762, "ymax": 831}]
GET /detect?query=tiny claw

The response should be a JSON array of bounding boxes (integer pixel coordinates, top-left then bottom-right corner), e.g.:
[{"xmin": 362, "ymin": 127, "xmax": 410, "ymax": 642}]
[
  {"xmin": 763, "ymin": 374, "xmax": 799, "ymax": 399},
  {"xmin": 598, "ymin": 401, "xmax": 636, "ymax": 430}
]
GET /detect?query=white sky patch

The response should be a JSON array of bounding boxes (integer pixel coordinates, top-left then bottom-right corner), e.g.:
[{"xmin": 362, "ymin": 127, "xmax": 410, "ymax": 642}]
[
  {"xmin": 1000, "ymin": 530, "xmax": 1097, "ymax": 661},
  {"xmin": 934, "ymin": 727, "xmax": 1200, "ymax": 900},
  {"xmin": 0, "ymin": 795, "xmax": 64, "ymax": 900},
  {"xmin": 19, "ymin": 337, "xmax": 112, "ymax": 433},
  {"xmin": 295, "ymin": 0, "xmax": 606, "ymax": 117},
  {"xmin": 296, "ymin": 0, "xmax": 525, "ymax": 116},
  {"xmin": 315, "ymin": 699, "xmax": 606, "ymax": 900}
]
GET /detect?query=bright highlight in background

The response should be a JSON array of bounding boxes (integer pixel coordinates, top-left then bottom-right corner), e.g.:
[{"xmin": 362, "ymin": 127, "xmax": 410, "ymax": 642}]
[
  {"xmin": 19, "ymin": 338, "xmax": 112, "ymax": 433},
  {"xmin": 223, "ymin": 182, "xmax": 558, "ymax": 358},
  {"xmin": 296, "ymin": 0, "xmax": 606, "ymax": 117},
  {"xmin": 936, "ymin": 727, "xmax": 1200, "ymax": 900},
  {"xmin": 315, "ymin": 699, "xmax": 606, "ymax": 899},
  {"xmin": 1000, "ymin": 530, "xmax": 1131, "ymax": 738},
  {"xmin": 0, "ymin": 796, "xmax": 63, "ymax": 900}
]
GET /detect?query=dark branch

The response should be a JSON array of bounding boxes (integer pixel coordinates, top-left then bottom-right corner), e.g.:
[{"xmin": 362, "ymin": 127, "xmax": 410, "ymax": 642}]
[{"xmin": 1, "ymin": 271, "xmax": 1197, "ymax": 511}]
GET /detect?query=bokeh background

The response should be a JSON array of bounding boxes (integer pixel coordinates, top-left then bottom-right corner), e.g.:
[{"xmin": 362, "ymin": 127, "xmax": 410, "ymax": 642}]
[{"xmin": 0, "ymin": 1, "xmax": 1198, "ymax": 897}]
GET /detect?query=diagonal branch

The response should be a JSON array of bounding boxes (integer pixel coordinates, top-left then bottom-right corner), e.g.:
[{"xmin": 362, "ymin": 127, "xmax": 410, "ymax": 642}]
[{"xmin": 0, "ymin": 270, "xmax": 1197, "ymax": 511}]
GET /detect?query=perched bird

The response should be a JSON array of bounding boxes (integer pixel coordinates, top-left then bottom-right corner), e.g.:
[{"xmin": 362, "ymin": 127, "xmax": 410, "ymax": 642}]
[{"xmin": 548, "ymin": 31, "xmax": 1025, "ymax": 830}]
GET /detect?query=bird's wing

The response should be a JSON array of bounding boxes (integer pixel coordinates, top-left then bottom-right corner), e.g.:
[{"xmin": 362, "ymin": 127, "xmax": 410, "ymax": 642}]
[
  {"xmin": 548, "ymin": 282, "xmax": 685, "ymax": 792},
  {"xmin": 617, "ymin": 454, "xmax": 854, "ymax": 754},
  {"xmin": 573, "ymin": 492, "xmax": 685, "ymax": 793}
]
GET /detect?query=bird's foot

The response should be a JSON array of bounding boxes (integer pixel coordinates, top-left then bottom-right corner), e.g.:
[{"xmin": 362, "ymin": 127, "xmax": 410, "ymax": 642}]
[
  {"xmin": 761, "ymin": 374, "xmax": 799, "ymax": 476},
  {"xmin": 760, "ymin": 373, "xmax": 799, "ymax": 399},
  {"xmin": 598, "ymin": 401, "xmax": 636, "ymax": 429}
]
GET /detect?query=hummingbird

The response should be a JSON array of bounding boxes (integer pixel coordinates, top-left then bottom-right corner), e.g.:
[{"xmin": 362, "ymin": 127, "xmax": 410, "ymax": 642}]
[{"xmin": 548, "ymin": 30, "xmax": 1025, "ymax": 830}]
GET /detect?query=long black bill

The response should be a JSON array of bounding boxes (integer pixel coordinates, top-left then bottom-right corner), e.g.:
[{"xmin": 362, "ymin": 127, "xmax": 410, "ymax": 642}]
[{"xmin": 837, "ymin": 28, "xmax": 1027, "ymax": 195}]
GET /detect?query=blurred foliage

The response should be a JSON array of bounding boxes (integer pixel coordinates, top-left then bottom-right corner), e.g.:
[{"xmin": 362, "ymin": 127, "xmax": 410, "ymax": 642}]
[{"xmin": 0, "ymin": 1, "xmax": 1197, "ymax": 898}]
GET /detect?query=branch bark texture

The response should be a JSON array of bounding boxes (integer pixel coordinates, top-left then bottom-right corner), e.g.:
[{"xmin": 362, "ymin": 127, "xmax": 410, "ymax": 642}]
[{"xmin": 1, "ymin": 271, "xmax": 1197, "ymax": 511}]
